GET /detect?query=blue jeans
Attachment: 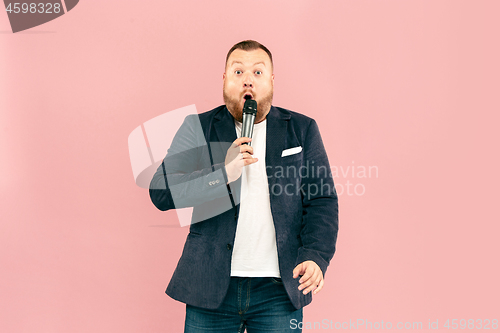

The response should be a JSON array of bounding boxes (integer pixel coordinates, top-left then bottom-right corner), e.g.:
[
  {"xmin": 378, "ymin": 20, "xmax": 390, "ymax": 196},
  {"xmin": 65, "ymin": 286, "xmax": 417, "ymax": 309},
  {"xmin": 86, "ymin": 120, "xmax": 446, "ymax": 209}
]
[{"xmin": 184, "ymin": 277, "xmax": 303, "ymax": 332}]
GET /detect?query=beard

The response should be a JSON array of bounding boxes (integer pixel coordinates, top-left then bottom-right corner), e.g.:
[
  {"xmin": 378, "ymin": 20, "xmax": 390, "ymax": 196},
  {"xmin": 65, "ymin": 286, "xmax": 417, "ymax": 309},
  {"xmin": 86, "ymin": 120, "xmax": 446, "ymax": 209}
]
[{"xmin": 223, "ymin": 88, "xmax": 273, "ymax": 123}]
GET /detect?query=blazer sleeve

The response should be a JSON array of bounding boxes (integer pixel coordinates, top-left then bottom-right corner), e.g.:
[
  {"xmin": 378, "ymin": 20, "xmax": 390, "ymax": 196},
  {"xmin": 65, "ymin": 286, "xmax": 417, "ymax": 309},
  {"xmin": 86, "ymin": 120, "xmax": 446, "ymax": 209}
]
[
  {"xmin": 149, "ymin": 114, "xmax": 230, "ymax": 211},
  {"xmin": 295, "ymin": 119, "xmax": 339, "ymax": 277}
]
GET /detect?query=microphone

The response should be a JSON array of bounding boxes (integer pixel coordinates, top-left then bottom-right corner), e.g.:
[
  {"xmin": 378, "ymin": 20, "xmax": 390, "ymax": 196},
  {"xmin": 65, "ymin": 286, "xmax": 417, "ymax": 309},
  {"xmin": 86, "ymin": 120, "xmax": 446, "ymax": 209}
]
[{"xmin": 241, "ymin": 99, "xmax": 257, "ymax": 146}]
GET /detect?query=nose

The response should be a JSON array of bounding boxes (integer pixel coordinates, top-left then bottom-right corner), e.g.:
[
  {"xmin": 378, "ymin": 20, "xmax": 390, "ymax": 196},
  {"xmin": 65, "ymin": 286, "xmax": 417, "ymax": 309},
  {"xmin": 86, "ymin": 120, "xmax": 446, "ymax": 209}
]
[{"xmin": 243, "ymin": 73, "xmax": 253, "ymax": 88}]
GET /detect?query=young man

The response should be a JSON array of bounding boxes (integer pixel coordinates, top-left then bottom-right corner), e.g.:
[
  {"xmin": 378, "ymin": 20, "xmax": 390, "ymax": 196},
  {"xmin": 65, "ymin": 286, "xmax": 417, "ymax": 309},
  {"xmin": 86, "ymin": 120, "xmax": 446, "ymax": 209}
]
[{"xmin": 149, "ymin": 40, "xmax": 339, "ymax": 333}]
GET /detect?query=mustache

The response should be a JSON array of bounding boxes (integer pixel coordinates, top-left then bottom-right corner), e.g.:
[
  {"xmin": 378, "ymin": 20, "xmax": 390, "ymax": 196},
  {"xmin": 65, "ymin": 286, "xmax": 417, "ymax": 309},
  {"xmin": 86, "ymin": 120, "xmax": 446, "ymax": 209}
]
[{"xmin": 223, "ymin": 88, "xmax": 273, "ymax": 122}]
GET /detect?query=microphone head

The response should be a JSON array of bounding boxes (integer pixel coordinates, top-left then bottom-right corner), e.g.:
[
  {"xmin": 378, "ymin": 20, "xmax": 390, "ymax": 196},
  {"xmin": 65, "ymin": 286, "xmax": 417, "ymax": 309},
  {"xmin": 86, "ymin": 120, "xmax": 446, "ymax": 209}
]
[{"xmin": 243, "ymin": 99, "xmax": 257, "ymax": 115}]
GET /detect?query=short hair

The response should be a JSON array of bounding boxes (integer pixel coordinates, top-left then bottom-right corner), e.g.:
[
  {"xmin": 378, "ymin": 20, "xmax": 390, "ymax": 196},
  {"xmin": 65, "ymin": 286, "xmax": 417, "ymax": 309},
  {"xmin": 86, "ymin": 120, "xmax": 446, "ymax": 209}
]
[{"xmin": 225, "ymin": 40, "xmax": 273, "ymax": 69}]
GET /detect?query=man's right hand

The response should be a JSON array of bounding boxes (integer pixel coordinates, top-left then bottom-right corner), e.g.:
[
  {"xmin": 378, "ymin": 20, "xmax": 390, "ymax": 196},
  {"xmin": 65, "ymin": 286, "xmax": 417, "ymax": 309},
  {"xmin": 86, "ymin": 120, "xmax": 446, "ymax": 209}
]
[{"xmin": 225, "ymin": 137, "xmax": 258, "ymax": 184}]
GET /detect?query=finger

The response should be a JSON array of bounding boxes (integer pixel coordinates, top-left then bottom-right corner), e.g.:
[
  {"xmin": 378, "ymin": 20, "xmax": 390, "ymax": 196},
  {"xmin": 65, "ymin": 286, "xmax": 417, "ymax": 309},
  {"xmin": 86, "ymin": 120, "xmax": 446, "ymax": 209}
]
[
  {"xmin": 233, "ymin": 137, "xmax": 251, "ymax": 146},
  {"xmin": 233, "ymin": 137, "xmax": 252, "ymax": 147},
  {"xmin": 293, "ymin": 264, "xmax": 303, "ymax": 279},
  {"xmin": 298, "ymin": 272, "xmax": 318, "ymax": 291},
  {"xmin": 302, "ymin": 285, "xmax": 313, "ymax": 295},
  {"xmin": 303, "ymin": 279, "xmax": 320, "ymax": 295},
  {"xmin": 301, "ymin": 274, "xmax": 321, "ymax": 294},
  {"xmin": 313, "ymin": 278, "xmax": 324, "ymax": 295},
  {"xmin": 239, "ymin": 145, "xmax": 254, "ymax": 155},
  {"xmin": 243, "ymin": 157, "xmax": 258, "ymax": 166},
  {"xmin": 298, "ymin": 264, "xmax": 316, "ymax": 283},
  {"xmin": 299, "ymin": 266, "xmax": 320, "ymax": 290},
  {"xmin": 241, "ymin": 152, "xmax": 252, "ymax": 159}
]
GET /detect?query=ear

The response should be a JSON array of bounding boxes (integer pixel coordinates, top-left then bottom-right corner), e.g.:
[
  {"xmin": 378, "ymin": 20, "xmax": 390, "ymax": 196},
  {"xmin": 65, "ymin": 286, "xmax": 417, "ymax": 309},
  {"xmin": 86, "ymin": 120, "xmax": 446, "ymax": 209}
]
[{"xmin": 223, "ymin": 72, "xmax": 226, "ymax": 81}]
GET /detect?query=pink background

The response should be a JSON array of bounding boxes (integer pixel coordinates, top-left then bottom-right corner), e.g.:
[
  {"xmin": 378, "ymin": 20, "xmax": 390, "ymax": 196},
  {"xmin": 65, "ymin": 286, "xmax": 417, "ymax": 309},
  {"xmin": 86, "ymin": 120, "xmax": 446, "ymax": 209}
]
[{"xmin": 1, "ymin": 1, "xmax": 499, "ymax": 332}]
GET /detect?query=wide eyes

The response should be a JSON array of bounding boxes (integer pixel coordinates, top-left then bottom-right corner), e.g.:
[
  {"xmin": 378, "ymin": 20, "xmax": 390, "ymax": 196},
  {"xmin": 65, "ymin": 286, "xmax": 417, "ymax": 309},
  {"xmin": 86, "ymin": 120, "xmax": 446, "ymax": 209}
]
[{"xmin": 234, "ymin": 70, "xmax": 263, "ymax": 75}]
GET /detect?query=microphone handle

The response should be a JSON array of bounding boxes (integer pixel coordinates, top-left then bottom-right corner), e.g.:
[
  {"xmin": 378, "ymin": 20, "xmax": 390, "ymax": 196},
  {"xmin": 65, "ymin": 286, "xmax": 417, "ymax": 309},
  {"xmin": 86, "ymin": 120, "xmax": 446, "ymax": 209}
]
[{"xmin": 241, "ymin": 113, "xmax": 256, "ymax": 146}]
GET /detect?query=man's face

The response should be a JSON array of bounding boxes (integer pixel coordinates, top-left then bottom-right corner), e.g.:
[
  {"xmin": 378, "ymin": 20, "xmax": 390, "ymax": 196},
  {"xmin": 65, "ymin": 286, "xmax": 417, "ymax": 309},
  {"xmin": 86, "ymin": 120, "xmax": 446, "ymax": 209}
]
[{"xmin": 223, "ymin": 48, "xmax": 274, "ymax": 123}]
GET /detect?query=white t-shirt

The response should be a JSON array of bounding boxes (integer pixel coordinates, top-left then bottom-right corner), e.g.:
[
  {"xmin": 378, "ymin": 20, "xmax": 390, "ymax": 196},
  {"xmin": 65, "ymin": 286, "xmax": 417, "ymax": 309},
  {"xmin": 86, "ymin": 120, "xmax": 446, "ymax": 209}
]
[{"xmin": 230, "ymin": 119, "xmax": 281, "ymax": 278}]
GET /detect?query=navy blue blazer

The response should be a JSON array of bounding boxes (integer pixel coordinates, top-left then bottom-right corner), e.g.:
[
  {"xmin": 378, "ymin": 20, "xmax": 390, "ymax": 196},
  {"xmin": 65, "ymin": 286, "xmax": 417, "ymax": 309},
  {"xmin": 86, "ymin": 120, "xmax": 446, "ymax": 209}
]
[{"xmin": 149, "ymin": 105, "xmax": 338, "ymax": 310}]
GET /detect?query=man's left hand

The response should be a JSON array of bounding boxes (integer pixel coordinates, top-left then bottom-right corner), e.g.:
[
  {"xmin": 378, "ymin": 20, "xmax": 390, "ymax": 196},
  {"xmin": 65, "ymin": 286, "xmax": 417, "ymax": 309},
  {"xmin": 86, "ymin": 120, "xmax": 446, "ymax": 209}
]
[{"xmin": 292, "ymin": 260, "xmax": 324, "ymax": 295}]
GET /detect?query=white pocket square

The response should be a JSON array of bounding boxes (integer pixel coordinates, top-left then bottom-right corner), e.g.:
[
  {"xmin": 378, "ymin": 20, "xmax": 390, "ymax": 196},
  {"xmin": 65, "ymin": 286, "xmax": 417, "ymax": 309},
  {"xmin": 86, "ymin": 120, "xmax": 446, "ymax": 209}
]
[{"xmin": 281, "ymin": 146, "xmax": 302, "ymax": 157}]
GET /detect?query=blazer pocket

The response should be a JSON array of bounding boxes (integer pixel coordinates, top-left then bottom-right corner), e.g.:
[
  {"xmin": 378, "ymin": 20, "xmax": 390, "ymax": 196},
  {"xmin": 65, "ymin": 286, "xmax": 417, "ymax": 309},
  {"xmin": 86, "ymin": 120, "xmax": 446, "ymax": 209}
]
[
  {"xmin": 281, "ymin": 150, "xmax": 303, "ymax": 164},
  {"xmin": 281, "ymin": 146, "xmax": 302, "ymax": 157}
]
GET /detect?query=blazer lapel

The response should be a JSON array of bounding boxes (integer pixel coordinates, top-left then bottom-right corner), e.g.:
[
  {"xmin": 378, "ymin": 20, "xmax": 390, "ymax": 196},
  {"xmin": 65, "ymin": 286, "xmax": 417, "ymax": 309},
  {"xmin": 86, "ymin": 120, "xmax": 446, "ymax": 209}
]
[
  {"xmin": 212, "ymin": 106, "xmax": 238, "ymax": 163},
  {"xmin": 266, "ymin": 106, "xmax": 291, "ymax": 188}
]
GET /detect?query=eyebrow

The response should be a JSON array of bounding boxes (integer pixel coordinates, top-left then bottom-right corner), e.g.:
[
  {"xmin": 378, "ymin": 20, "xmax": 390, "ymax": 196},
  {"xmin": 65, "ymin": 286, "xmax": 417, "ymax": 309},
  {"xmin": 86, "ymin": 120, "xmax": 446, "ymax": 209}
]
[{"xmin": 230, "ymin": 61, "xmax": 266, "ymax": 67}]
